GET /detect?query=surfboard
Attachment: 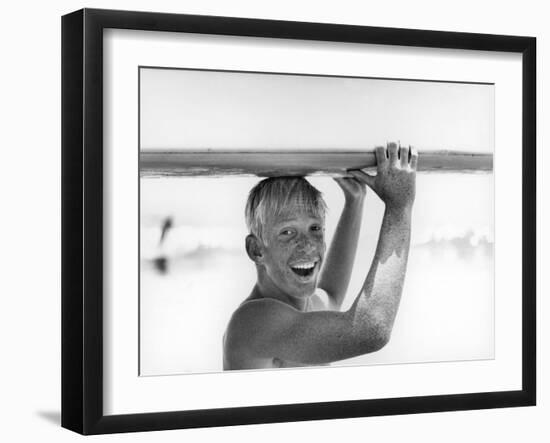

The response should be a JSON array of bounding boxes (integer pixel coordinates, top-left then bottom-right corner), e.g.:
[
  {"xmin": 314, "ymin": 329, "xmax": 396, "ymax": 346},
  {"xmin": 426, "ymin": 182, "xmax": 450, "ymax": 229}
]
[{"xmin": 140, "ymin": 149, "xmax": 493, "ymax": 178}]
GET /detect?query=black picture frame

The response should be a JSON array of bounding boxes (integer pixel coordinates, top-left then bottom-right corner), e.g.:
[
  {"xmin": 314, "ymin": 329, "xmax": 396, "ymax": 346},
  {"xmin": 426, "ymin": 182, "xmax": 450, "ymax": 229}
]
[{"xmin": 61, "ymin": 8, "xmax": 536, "ymax": 435}]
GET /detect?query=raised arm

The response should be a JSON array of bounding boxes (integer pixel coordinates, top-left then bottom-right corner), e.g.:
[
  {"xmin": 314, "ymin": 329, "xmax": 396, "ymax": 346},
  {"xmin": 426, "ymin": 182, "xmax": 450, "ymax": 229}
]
[
  {"xmin": 318, "ymin": 178, "xmax": 366, "ymax": 310},
  {"xmin": 225, "ymin": 143, "xmax": 416, "ymax": 366},
  {"xmin": 345, "ymin": 142, "xmax": 416, "ymax": 349}
]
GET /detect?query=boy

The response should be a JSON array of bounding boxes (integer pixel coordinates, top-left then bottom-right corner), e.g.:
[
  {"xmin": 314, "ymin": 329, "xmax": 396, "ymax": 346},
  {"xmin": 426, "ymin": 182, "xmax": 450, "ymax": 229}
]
[{"xmin": 223, "ymin": 142, "xmax": 418, "ymax": 370}]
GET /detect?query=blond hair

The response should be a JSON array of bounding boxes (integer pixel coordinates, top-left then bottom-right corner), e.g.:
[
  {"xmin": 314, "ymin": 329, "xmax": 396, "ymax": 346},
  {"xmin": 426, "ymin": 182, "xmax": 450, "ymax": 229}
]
[{"xmin": 245, "ymin": 177, "xmax": 327, "ymax": 242}]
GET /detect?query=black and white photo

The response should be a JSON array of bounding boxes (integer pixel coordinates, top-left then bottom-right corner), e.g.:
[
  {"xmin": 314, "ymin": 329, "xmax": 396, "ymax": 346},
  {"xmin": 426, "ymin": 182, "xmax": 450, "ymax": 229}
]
[{"xmin": 139, "ymin": 67, "xmax": 494, "ymax": 375}]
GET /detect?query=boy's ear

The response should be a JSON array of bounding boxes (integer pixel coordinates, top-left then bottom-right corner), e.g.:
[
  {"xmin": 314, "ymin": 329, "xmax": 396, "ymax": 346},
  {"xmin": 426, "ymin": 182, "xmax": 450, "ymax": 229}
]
[{"xmin": 245, "ymin": 234, "xmax": 264, "ymax": 263}]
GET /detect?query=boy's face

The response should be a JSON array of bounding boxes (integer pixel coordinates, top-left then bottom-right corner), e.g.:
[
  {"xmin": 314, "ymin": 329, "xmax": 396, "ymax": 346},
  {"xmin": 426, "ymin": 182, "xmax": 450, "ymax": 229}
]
[{"xmin": 259, "ymin": 206, "xmax": 326, "ymax": 299}]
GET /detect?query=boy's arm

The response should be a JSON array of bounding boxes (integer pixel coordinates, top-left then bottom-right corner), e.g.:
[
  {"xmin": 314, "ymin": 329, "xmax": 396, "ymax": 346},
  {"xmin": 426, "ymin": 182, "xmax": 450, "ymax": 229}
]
[
  {"xmin": 225, "ymin": 143, "xmax": 417, "ymax": 365},
  {"xmin": 318, "ymin": 178, "xmax": 366, "ymax": 310},
  {"xmin": 345, "ymin": 142, "xmax": 416, "ymax": 347}
]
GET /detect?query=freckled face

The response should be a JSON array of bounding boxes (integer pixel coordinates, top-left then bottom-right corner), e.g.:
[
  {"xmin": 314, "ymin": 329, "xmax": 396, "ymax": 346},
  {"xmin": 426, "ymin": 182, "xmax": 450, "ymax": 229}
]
[{"xmin": 260, "ymin": 208, "xmax": 326, "ymax": 299}]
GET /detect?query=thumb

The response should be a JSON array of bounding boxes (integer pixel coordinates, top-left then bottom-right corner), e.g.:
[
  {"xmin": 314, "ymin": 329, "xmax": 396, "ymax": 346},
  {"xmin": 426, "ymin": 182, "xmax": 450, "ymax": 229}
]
[{"xmin": 348, "ymin": 169, "xmax": 376, "ymax": 190}]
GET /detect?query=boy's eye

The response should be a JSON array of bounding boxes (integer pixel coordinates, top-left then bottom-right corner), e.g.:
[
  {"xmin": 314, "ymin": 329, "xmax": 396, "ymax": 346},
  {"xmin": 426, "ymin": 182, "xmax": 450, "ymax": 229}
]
[
  {"xmin": 280, "ymin": 229, "xmax": 294, "ymax": 236},
  {"xmin": 310, "ymin": 225, "xmax": 323, "ymax": 232}
]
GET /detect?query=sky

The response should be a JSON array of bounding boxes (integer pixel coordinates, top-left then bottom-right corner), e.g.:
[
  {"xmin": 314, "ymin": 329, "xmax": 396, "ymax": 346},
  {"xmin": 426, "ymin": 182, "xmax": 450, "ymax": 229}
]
[{"xmin": 140, "ymin": 67, "xmax": 494, "ymax": 153}]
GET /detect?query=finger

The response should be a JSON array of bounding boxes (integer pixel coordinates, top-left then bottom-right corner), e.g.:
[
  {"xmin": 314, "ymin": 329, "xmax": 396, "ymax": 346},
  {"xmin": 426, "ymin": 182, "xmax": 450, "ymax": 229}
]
[
  {"xmin": 387, "ymin": 142, "xmax": 398, "ymax": 165},
  {"xmin": 334, "ymin": 177, "xmax": 352, "ymax": 189},
  {"xmin": 334, "ymin": 177, "xmax": 346, "ymax": 185},
  {"xmin": 375, "ymin": 146, "xmax": 386, "ymax": 171},
  {"xmin": 410, "ymin": 146, "xmax": 418, "ymax": 170},
  {"xmin": 349, "ymin": 169, "xmax": 375, "ymax": 189},
  {"xmin": 400, "ymin": 144, "xmax": 409, "ymax": 168}
]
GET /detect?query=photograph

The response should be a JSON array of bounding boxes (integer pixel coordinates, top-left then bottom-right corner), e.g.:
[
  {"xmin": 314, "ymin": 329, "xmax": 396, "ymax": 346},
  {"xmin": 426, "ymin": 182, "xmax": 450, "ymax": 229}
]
[
  {"xmin": 138, "ymin": 66, "xmax": 494, "ymax": 376},
  {"xmin": 61, "ymin": 7, "xmax": 536, "ymax": 435}
]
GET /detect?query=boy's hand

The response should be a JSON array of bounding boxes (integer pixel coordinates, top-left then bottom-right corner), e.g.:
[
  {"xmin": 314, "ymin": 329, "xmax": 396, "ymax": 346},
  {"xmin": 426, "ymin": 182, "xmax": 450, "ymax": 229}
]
[
  {"xmin": 349, "ymin": 142, "xmax": 417, "ymax": 211},
  {"xmin": 334, "ymin": 176, "xmax": 366, "ymax": 204}
]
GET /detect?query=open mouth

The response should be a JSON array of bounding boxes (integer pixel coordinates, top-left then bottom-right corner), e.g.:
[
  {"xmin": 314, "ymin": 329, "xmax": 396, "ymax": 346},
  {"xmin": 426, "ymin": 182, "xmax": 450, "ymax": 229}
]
[{"xmin": 289, "ymin": 262, "xmax": 317, "ymax": 278}]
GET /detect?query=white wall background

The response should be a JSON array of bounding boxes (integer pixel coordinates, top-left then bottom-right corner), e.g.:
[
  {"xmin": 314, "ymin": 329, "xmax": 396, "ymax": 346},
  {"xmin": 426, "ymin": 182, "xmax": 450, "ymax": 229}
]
[{"xmin": 0, "ymin": 0, "xmax": 545, "ymax": 441}]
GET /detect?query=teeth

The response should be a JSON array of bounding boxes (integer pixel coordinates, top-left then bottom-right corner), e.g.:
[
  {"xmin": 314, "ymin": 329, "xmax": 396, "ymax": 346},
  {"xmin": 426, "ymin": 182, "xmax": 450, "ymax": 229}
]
[{"xmin": 291, "ymin": 262, "xmax": 315, "ymax": 270}]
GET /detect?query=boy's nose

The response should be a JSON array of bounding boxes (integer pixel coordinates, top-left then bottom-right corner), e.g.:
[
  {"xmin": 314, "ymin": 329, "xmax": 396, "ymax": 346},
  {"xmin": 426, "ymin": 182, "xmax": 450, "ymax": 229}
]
[{"xmin": 295, "ymin": 235, "xmax": 318, "ymax": 254}]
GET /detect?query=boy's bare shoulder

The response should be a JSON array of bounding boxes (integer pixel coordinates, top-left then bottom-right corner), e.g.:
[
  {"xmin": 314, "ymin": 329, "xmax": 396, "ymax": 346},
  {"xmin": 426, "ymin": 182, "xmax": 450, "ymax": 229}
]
[
  {"xmin": 223, "ymin": 293, "xmax": 331, "ymax": 369},
  {"xmin": 223, "ymin": 299, "xmax": 286, "ymax": 364},
  {"xmin": 226, "ymin": 292, "xmax": 329, "ymax": 340},
  {"xmin": 227, "ymin": 298, "xmax": 289, "ymax": 335}
]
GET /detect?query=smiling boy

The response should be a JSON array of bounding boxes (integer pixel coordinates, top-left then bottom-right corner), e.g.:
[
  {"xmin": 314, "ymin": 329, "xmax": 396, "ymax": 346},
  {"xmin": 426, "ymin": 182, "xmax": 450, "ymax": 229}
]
[{"xmin": 223, "ymin": 142, "xmax": 418, "ymax": 370}]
